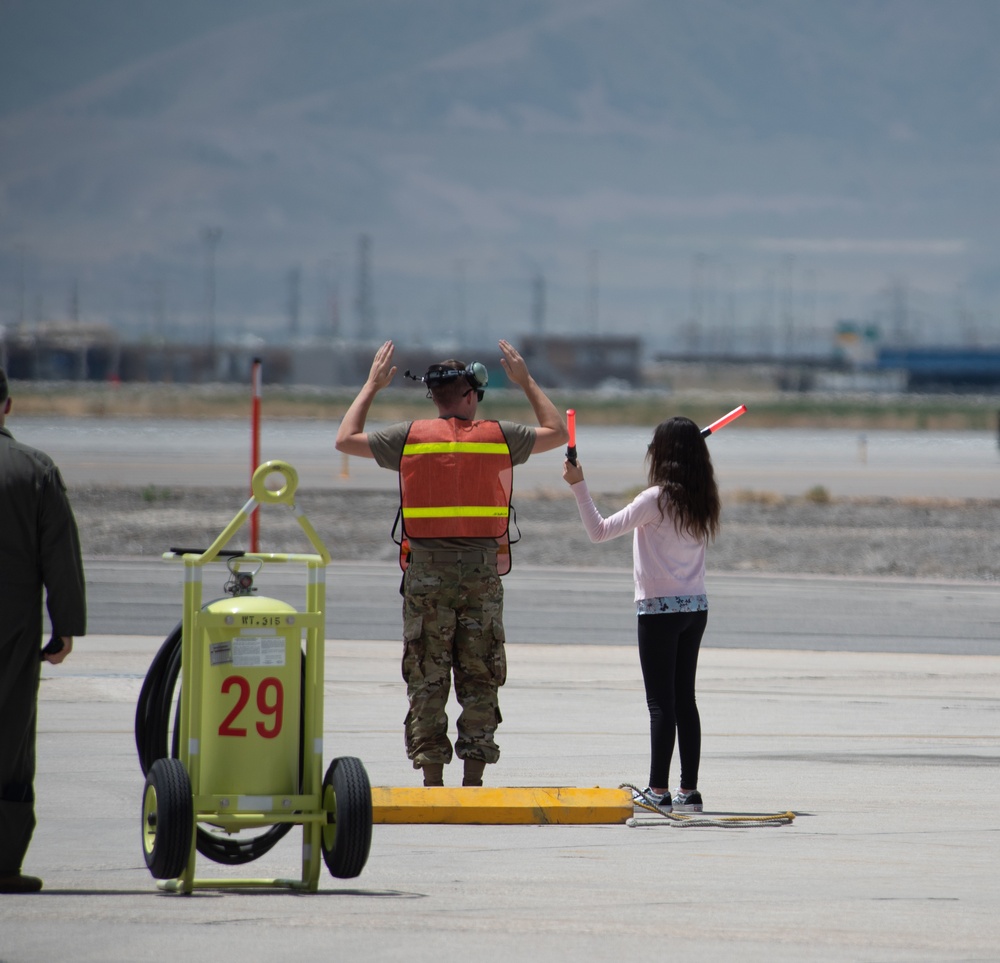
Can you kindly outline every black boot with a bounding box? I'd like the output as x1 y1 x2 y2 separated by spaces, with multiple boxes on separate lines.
462 759 486 787
422 763 444 787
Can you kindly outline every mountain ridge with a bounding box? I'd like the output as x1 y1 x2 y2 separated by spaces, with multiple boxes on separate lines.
1 0 997 347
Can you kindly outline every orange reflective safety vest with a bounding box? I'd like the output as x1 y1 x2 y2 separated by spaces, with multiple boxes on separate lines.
397 418 514 575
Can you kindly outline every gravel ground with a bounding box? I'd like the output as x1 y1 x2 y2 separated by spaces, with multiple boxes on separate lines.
71 485 1000 581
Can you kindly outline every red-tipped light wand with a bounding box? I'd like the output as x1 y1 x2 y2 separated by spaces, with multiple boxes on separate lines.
566 409 577 465
701 403 747 437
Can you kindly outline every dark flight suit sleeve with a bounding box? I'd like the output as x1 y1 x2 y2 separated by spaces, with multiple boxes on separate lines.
37 465 87 637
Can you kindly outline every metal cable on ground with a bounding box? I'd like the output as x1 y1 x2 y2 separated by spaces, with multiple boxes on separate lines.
135 617 292 864
620 784 796 828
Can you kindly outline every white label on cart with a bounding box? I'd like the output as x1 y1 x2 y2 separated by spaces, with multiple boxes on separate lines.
233 635 286 667
209 641 233 665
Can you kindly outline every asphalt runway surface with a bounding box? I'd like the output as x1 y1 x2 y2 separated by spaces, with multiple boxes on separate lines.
14 416 1000 498
85 559 999 656
30 410 996 658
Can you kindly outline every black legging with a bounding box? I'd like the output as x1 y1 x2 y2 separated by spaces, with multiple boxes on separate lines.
637 610 707 790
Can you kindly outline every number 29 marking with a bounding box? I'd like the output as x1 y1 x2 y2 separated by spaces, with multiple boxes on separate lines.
218 675 284 739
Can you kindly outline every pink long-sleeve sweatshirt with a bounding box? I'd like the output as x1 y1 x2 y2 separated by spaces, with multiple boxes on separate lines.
569 480 707 602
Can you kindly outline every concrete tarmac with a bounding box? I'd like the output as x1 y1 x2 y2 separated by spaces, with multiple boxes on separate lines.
5 572 1000 961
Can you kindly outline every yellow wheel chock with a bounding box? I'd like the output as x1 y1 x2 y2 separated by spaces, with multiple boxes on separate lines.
371 786 635 825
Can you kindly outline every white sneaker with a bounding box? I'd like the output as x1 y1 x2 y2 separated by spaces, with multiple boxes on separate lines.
631 787 672 812
672 788 703 812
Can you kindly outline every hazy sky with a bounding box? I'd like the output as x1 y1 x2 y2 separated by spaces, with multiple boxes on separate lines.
1 0 997 353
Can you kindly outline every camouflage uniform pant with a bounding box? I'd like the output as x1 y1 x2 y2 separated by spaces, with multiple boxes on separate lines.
401 556 507 769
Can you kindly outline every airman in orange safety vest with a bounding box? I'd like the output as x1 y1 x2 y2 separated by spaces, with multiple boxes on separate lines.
335 340 567 787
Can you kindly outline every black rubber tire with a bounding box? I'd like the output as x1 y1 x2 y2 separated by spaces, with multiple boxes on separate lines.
142 757 193 880
321 756 373 879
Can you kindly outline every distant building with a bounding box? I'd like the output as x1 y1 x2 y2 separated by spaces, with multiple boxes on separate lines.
876 346 1000 390
520 334 641 388
0 322 297 385
833 321 1000 391
1 322 120 381
0 325 644 390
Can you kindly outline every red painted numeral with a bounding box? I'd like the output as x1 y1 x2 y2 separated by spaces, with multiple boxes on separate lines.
256 677 284 739
218 675 285 739
219 676 250 736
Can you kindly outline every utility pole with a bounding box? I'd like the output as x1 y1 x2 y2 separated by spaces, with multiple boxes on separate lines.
586 249 600 334
804 269 817 351
781 254 795 357
151 278 165 340
318 256 341 338
688 252 707 352
202 226 222 364
287 265 301 338
756 269 775 356
957 283 977 346
890 278 909 344
454 258 467 339
354 233 374 339
329 275 341 338
69 278 80 323
721 267 735 354
530 271 546 335
16 242 26 328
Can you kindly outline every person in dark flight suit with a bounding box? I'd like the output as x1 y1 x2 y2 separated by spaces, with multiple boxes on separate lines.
0 367 86 893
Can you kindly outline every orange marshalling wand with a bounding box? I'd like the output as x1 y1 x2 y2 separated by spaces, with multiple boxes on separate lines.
701 404 747 437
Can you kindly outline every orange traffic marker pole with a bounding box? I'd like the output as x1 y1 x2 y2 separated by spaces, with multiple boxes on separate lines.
250 358 262 552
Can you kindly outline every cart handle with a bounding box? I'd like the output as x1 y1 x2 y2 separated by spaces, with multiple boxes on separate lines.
252 460 299 505
177 460 331 567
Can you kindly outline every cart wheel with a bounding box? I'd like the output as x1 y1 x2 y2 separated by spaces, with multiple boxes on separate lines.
321 756 372 879
142 757 193 880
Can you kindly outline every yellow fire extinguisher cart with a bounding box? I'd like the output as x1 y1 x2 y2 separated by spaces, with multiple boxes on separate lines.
139 460 372 893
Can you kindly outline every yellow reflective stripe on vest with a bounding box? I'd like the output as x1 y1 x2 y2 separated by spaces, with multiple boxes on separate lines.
402 442 510 455
403 505 509 518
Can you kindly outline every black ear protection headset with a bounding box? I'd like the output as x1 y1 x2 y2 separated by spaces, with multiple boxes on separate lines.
404 362 489 401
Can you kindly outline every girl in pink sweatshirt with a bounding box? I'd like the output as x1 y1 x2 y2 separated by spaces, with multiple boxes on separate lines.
563 416 720 813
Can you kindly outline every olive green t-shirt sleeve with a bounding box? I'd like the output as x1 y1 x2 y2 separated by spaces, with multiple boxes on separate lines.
498 420 536 466
367 421 411 471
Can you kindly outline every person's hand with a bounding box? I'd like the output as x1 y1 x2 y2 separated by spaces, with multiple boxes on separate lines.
562 458 585 486
335 341 395 456
367 340 397 391
498 339 530 389
43 636 73 665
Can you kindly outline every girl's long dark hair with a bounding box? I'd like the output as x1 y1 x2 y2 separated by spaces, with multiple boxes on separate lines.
646 416 720 542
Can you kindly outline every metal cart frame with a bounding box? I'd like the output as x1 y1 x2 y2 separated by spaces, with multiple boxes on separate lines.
140 460 371 893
